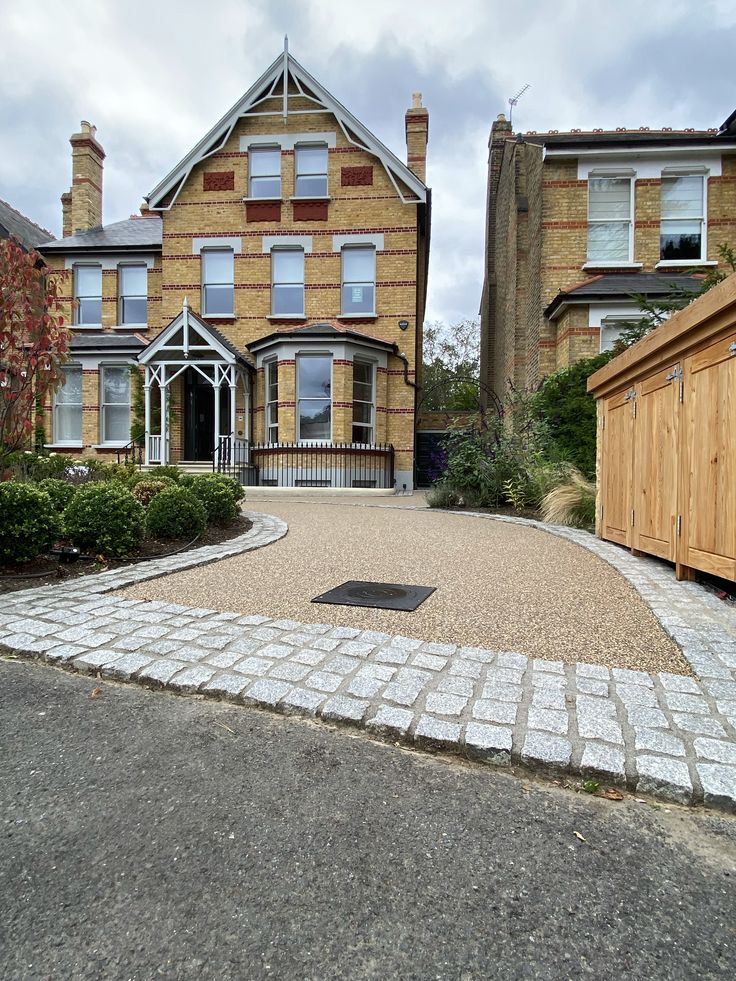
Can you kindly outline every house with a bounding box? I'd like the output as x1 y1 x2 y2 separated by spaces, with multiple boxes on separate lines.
38 46 431 491
480 111 736 400
0 199 53 252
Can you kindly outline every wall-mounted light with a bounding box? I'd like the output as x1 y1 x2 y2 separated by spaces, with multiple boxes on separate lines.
398 319 409 331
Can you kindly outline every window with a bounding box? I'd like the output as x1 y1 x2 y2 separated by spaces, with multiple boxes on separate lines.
587 177 632 263
295 144 328 197
341 247 376 315
272 249 304 316
202 249 234 316
74 265 102 325
266 360 279 443
118 264 147 325
352 360 374 444
54 364 82 444
249 146 281 198
297 355 331 441
660 175 705 261
101 365 131 444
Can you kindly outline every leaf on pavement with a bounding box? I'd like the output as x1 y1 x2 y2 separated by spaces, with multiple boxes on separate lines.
90 687 102 699
603 788 624 801
574 831 587 843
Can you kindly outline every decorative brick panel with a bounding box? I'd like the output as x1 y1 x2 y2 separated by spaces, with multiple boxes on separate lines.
341 165 373 187
203 170 235 191
246 201 281 222
293 200 329 221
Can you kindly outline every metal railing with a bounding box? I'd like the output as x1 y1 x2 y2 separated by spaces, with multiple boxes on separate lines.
249 441 394 489
116 435 145 467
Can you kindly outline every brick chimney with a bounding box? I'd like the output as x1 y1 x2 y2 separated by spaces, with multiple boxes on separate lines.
65 121 105 234
60 191 72 237
405 92 429 183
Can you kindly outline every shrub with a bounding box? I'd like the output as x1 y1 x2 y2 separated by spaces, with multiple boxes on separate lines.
426 483 461 508
131 477 176 507
0 482 62 563
183 473 240 524
63 483 146 556
541 470 596 530
148 465 184 484
36 477 77 513
146 487 207 540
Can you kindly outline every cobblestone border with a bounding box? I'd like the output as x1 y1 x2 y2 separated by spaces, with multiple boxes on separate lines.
1 507 734 812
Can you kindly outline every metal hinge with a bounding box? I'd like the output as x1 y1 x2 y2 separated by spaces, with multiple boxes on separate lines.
665 365 683 382
729 341 736 356
624 387 636 402
677 515 682 537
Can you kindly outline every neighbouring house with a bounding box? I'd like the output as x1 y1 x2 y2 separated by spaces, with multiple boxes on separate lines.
38 47 430 490
0 198 53 252
480 110 736 400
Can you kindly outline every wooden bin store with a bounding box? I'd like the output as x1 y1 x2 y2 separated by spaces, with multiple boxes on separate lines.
587 274 736 584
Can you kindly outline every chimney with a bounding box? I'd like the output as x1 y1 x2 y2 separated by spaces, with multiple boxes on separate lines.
61 191 72 237
66 120 105 234
405 92 429 183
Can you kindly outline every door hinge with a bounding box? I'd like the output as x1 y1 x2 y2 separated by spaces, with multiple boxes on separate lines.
677 514 682 537
631 509 635 527
729 340 736 356
679 379 684 403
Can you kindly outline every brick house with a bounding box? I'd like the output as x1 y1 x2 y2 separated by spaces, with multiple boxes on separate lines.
0 198 52 252
39 47 430 491
480 111 736 399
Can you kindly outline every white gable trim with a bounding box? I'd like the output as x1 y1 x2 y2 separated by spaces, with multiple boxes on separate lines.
147 52 426 210
138 306 236 365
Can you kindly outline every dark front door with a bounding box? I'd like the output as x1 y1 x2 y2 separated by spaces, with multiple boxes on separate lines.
185 370 215 461
415 431 449 488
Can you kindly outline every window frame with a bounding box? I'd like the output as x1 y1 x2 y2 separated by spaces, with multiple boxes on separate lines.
53 363 83 446
340 245 377 317
117 262 148 326
586 174 635 265
201 247 235 318
271 247 305 317
265 358 279 444
296 353 333 444
294 143 329 198
248 145 282 200
659 172 707 264
352 357 375 445
99 363 131 446
73 263 103 327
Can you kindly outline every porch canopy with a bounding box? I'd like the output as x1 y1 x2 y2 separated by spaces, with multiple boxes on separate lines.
137 299 252 466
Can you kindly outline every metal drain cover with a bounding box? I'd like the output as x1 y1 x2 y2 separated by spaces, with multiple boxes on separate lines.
312 580 436 612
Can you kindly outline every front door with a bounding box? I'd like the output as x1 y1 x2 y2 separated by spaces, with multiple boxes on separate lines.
185 370 215 461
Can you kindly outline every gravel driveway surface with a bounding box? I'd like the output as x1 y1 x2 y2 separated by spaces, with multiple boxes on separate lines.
121 497 688 674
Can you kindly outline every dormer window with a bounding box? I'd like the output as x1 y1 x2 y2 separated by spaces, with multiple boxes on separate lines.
249 146 281 199
587 176 633 264
660 175 705 262
295 144 328 197
74 264 102 326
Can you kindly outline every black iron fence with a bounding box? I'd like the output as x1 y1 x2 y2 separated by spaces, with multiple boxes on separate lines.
116 435 145 467
215 440 395 488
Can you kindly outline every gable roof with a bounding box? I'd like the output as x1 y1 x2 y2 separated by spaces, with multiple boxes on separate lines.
247 320 397 353
544 273 704 320
41 216 163 254
0 199 53 251
137 301 251 367
147 49 427 210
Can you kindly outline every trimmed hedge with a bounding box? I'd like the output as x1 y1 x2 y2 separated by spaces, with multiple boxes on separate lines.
36 477 77 513
146 486 207 540
0 482 62 563
63 483 146 556
132 477 176 506
180 473 240 524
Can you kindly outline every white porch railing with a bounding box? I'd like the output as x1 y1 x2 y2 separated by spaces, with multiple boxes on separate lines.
147 433 163 464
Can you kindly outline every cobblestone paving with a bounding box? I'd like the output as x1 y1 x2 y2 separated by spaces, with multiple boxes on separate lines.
2 508 735 811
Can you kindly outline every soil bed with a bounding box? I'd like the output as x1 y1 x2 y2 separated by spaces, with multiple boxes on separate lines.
0 515 252 595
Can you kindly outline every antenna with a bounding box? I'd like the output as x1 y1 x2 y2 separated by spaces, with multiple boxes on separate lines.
508 83 530 125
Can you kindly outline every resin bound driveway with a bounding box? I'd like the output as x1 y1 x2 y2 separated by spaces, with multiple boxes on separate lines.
2 498 736 810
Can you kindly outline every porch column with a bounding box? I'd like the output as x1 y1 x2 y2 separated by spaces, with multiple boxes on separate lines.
160 365 167 465
143 366 151 466
213 373 221 466
244 372 251 444
229 366 237 437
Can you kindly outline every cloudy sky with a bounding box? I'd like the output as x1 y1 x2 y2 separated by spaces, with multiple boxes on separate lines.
2 0 735 324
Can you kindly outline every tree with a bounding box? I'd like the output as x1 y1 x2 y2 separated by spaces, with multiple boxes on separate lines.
0 238 69 460
421 318 481 411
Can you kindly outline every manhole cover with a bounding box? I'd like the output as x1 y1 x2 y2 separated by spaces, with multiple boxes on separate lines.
312 580 436 612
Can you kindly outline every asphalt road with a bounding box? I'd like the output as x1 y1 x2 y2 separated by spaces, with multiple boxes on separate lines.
2 659 735 981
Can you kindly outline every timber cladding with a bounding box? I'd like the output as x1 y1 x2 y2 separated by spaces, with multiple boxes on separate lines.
588 274 736 584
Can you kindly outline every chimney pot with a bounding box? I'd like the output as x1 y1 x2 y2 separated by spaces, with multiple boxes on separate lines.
412 92 423 109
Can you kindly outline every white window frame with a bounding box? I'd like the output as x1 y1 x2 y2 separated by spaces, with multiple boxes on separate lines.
73 263 103 327
297 353 333 444
201 247 235 318
265 359 279 444
294 143 329 198
99 364 131 446
586 173 635 266
118 262 148 326
340 245 377 317
658 171 707 265
248 145 282 199
352 358 375 445
53 363 83 446
271 248 305 317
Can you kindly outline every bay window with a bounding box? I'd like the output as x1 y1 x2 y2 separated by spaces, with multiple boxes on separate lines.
295 144 328 197
54 364 82 444
272 249 305 316
297 355 331 441
352 359 374 444
341 246 376 315
202 249 234 316
118 264 147 325
266 360 279 443
249 146 281 198
660 175 705 261
587 177 633 263
101 365 131 444
74 265 102 325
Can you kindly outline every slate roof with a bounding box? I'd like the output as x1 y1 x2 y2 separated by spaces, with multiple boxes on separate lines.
0 199 54 251
544 273 704 319
248 321 397 352
40 217 163 253
70 332 147 352
522 129 735 151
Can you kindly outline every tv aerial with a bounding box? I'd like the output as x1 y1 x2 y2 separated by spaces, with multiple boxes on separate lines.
508 84 530 125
